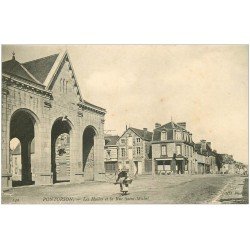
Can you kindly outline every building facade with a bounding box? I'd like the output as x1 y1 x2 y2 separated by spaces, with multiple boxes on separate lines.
194 140 218 174
117 127 152 175
2 51 106 188
151 122 195 175
104 135 119 173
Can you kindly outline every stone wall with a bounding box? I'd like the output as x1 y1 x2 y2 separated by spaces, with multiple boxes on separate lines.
2 60 105 188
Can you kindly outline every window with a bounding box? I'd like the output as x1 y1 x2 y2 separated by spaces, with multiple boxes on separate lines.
136 138 141 143
121 139 125 144
107 150 111 159
65 80 68 93
136 147 141 155
161 145 167 155
128 135 133 146
184 133 187 141
121 148 125 157
105 163 116 172
176 131 182 140
161 131 167 140
176 145 181 155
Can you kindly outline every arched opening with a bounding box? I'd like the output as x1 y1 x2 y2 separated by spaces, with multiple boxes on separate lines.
82 126 97 181
10 109 36 186
10 138 21 185
51 117 72 183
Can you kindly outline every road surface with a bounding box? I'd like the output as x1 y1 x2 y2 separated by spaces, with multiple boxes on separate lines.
1 174 248 204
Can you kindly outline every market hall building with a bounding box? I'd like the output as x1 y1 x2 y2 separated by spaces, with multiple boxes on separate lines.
2 51 106 188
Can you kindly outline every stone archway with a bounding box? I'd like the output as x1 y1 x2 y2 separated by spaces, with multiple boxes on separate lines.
82 126 97 181
51 117 72 183
9 109 37 186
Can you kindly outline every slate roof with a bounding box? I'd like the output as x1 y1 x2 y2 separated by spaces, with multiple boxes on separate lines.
22 54 59 83
2 51 106 114
159 121 188 131
104 135 119 146
152 121 191 141
129 127 153 141
2 54 59 85
2 59 38 83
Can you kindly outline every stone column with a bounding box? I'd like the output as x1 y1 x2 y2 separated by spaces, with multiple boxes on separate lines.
70 128 84 183
33 118 53 185
94 136 105 181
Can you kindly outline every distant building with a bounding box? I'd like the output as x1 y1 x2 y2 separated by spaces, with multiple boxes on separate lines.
10 141 35 181
151 122 195 175
194 140 217 174
117 127 153 175
55 133 70 181
104 135 119 173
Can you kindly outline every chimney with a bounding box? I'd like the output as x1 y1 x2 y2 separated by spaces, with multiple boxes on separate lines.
143 128 147 137
155 123 161 129
207 142 211 148
177 122 186 129
200 139 206 150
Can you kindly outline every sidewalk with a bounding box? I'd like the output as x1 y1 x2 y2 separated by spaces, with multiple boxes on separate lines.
211 176 248 204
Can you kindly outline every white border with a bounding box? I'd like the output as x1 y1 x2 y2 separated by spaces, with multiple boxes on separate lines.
1 1 249 250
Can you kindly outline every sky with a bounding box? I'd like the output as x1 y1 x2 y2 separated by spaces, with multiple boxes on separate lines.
2 45 248 164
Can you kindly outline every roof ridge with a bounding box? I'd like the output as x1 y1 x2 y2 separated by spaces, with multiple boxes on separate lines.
20 64 42 84
22 53 59 65
130 127 152 133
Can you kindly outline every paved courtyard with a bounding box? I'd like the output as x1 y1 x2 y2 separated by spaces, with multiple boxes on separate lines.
1 174 248 204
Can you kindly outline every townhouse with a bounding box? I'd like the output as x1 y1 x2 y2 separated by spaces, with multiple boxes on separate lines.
117 127 153 175
194 140 217 174
104 135 119 173
151 122 195 175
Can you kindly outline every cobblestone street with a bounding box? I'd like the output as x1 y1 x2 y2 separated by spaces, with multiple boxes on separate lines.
2 174 248 204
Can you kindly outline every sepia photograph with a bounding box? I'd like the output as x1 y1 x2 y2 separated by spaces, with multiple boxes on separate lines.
1 44 248 204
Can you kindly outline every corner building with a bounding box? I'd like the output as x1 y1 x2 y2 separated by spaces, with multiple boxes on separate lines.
2 51 106 188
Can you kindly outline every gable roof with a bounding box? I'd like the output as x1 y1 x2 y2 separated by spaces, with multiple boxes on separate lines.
22 54 59 84
129 127 153 141
44 51 84 102
104 135 119 146
2 51 106 113
2 51 83 99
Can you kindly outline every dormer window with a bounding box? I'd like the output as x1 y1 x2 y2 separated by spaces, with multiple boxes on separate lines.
161 131 167 140
176 131 182 140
